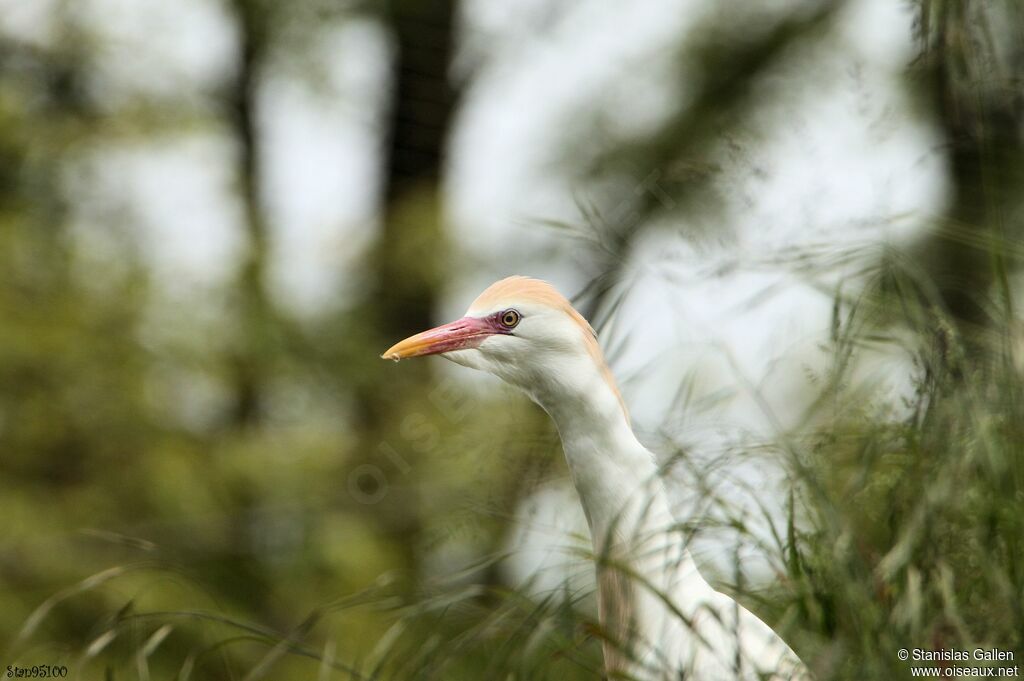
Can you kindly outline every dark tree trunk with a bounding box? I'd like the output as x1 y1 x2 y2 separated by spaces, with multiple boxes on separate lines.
351 0 458 430
373 0 457 346
916 2 1024 360
227 0 275 427
348 0 459 583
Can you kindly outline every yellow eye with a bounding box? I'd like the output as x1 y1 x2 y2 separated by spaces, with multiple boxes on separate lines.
500 309 521 328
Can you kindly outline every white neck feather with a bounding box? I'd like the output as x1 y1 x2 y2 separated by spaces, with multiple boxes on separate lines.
526 352 668 540
526 353 717 677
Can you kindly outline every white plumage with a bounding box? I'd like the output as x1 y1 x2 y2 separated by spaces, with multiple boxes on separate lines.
384 276 809 680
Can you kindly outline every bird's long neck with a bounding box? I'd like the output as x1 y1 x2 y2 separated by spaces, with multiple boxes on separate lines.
528 353 711 674
529 353 671 540
544 389 660 536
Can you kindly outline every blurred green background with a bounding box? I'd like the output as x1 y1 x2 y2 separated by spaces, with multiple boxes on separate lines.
1 0 1022 679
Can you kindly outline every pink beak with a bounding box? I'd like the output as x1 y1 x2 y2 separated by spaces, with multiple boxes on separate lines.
381 316 500 361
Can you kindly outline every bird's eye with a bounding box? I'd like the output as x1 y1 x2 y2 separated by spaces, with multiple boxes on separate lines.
499 309 521 328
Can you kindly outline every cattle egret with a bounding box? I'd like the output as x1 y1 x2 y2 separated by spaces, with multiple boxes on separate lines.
382 276 809 680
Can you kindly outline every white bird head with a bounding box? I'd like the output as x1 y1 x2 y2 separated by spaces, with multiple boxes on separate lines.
382 276 628 421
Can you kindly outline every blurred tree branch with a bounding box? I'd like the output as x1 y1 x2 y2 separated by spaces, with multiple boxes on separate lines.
573 0 849 322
